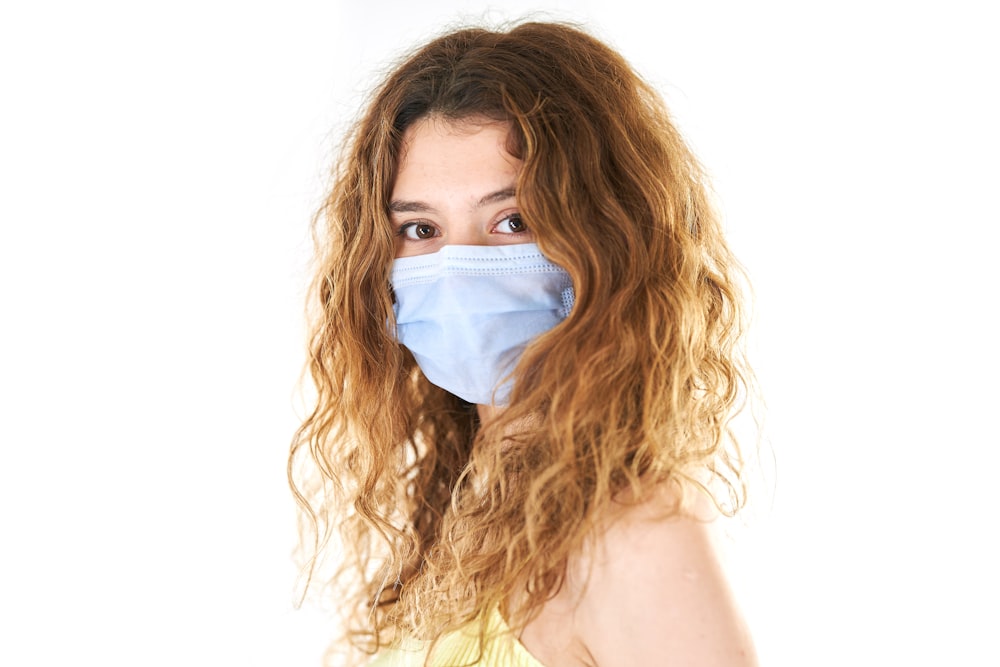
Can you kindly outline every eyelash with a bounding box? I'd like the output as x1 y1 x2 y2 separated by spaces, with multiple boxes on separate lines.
494 213 527 234
395 213 529 240
396 222 437 240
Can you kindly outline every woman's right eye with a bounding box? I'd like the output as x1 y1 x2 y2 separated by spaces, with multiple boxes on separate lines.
398 222 438 240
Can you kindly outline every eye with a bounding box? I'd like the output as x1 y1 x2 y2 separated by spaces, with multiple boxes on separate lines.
493 213 528 235
398 222 438 240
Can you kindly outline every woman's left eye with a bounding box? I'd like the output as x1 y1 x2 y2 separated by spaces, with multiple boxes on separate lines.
494 213 528 234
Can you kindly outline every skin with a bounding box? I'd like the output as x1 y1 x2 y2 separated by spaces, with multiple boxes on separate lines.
389 115 758 667
515 487 759 667
389 115 532 260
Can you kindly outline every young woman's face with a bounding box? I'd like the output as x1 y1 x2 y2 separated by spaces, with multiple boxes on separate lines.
389 116 533 258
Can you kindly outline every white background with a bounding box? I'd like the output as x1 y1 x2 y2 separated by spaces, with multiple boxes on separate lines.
1 1 997 666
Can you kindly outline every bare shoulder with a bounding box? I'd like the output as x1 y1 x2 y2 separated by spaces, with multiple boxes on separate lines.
574 483 758 667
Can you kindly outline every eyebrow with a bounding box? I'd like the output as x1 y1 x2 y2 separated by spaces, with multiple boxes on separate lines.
389 186 517 214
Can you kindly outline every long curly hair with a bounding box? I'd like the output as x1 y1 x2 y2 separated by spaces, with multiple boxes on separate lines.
290 19 754 665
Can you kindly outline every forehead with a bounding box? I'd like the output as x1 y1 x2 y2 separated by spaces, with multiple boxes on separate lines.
392 117 520 196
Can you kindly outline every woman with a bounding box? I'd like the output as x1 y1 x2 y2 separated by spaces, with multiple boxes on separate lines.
290 19 758 667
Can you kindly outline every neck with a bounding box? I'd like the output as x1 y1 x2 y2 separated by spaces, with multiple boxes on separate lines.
477 403 505 424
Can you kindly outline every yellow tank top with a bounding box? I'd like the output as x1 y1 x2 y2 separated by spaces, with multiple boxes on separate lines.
366 607 544 667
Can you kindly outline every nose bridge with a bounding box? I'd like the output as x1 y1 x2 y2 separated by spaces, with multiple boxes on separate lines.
444 203 487 246
447 227 485 246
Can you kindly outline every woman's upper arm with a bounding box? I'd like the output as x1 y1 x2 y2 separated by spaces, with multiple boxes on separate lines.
576 502 758 667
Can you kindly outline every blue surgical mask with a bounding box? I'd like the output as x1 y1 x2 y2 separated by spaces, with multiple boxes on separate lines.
390 243 575 405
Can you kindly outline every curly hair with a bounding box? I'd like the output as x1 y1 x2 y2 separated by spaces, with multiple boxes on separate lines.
289 19 754 666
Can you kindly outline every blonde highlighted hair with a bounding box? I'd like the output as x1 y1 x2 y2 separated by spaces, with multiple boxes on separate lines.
290 19 754 665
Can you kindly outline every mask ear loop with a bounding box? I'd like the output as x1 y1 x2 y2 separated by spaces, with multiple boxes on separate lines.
386 283 400 338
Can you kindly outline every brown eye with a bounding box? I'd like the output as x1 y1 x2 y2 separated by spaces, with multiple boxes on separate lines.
399 222 439 241
495 214 527 234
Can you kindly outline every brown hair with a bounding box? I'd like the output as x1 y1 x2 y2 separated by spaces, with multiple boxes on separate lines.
290 19 753 665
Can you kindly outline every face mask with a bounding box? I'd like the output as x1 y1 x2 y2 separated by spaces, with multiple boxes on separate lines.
390 243 575 406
